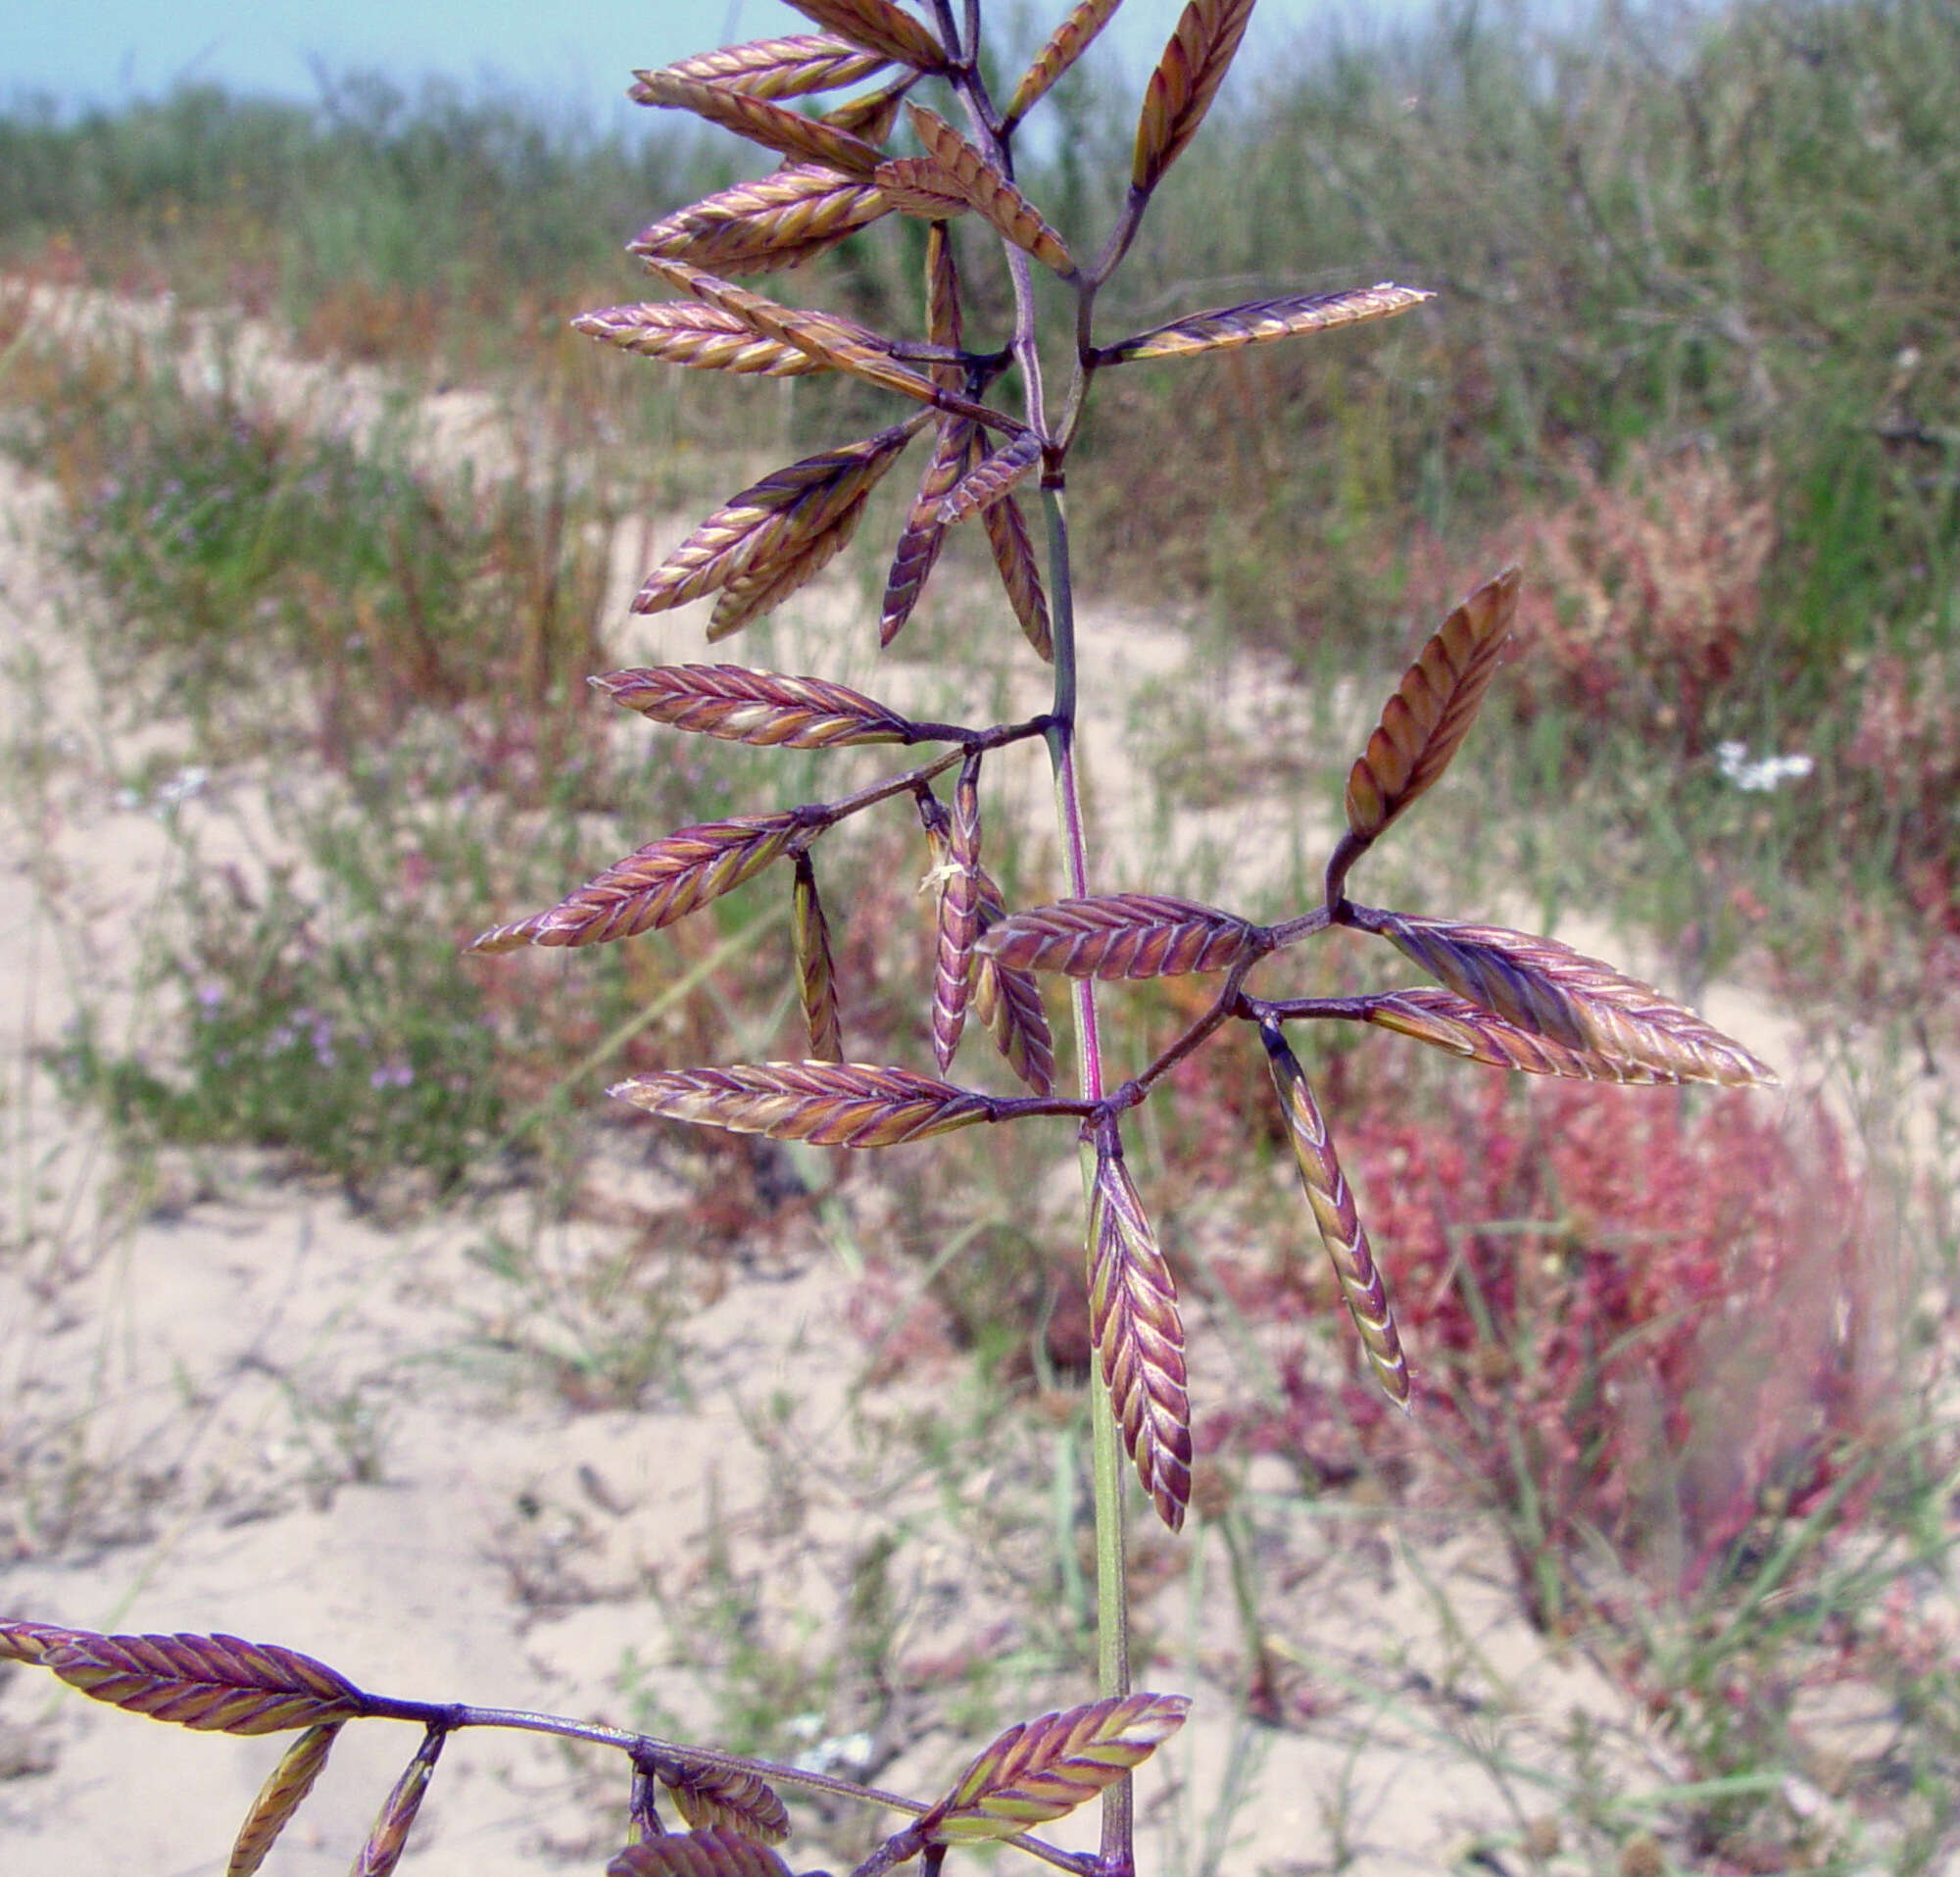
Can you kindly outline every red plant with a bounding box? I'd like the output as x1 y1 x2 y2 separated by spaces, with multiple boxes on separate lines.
1357 1076 1878 1608
1512 443 1775 752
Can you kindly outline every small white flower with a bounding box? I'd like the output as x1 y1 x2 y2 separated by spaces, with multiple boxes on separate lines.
1716 741 1812 793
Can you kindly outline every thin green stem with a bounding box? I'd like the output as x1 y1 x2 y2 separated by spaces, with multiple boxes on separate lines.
1039 480 1133 1874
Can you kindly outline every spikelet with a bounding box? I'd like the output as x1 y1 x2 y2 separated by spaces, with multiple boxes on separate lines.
657 34 888 100
1260 1021 1411 1408
1089 1151 1193 1529
980 894 1261 978
1359 910 1778 1088
1100 283 1433 365
1004 0 1124 127
1133 0 1258 191
466 816 799 953
918 1693 1189 1843
612 1062 993 1148
791 856 845 1062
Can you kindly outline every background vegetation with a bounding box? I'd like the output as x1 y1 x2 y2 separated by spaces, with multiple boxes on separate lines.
2 0 1956 1869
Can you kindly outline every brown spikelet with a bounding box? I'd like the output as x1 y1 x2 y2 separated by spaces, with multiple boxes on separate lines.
629 166 892 275
1099 283 1434 364
466 816 799 954
1089 1152 1193 1530
44 1632 368 1735
1364 987 1689 1084
1259 1022 1411 1408
873 156 974 220
574 304 826 376
1004 0 1125 126
792 857 845 1062
659 34 888 99
645 260 951 410
919 1693 1190 1844
352 1731 444 1877
660 1760 793 1845
966 864 1055 1094
906 106 1076 275
925 220 963 384
610 1831 797 1877
1133 0 1257 191
1361 910 1778 1088
709 488 872 638
0 1620 83 1663
940 431 1043 526
1329 567 1520 899
822 81 908 142
226 1723 342 1877
882 419 977 644
630 73 882 175
981 490 1053 660
980 893 1261 978
629 421 916 614
611 1062 993 1148
781 0 950 74
594 665 915 747
931 756 985 1071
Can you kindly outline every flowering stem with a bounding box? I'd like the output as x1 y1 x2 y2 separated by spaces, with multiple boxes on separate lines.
1040 479 1133 1872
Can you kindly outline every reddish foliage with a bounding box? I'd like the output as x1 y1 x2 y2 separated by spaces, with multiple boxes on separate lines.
1351 1077 1879 1605
1510 444 1775 753
1176 1022 1886 1617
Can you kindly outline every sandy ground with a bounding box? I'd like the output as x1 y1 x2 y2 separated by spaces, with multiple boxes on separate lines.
0 289 1949 1877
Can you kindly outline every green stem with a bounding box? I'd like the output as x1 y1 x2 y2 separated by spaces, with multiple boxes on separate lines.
1040 480 1133 1874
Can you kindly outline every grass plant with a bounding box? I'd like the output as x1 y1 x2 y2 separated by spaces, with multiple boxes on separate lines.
2 2 1955 1874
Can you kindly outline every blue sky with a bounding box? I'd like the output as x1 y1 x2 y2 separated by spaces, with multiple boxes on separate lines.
1 2 1399 118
